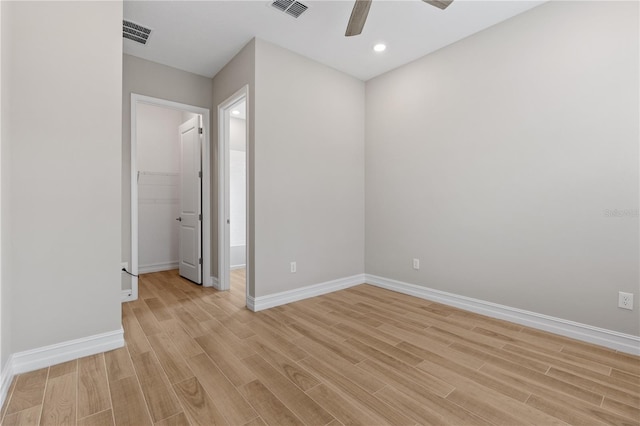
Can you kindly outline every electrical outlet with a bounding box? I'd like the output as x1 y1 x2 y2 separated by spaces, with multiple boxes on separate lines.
121 262 128 272
412 258 420 270
290 261 297 273
618 292 634 310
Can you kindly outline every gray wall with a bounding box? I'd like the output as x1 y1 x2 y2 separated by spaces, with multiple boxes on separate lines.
254 39 365 297
212 39 256 294
1 0 10 373
1 0 123 356
122 54 213 283
365 1 639 335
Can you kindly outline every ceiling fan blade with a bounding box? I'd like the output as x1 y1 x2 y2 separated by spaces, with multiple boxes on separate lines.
423 0 453 10
345 0 372 37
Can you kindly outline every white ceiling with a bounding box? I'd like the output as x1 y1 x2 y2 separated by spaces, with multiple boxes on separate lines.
124 0 545 81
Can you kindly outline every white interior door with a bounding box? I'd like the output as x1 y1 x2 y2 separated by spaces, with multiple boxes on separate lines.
178 117 202 284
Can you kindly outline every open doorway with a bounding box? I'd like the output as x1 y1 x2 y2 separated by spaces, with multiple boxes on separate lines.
218 86 249 304
126 94 212 302
229 100 247 298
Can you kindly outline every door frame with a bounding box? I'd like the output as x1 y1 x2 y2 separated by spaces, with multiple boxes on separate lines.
218 85 250 299
128 94 212 302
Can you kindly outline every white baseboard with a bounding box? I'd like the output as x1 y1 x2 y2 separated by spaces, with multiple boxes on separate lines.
365 274 640 356
0 328 124 409
0 359 14 414
203 275 214 287
121 288 133 302
12 328 124 375
209 276 220 290
249 274 365 312
138 261 178 274
230 264 246 270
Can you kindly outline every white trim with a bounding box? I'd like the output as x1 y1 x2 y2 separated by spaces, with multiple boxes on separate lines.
365 274 640 355
230 264 246 271
11 328 124 374
218 86 250 309
121 289 133 301
210 276 220 290
0 328 124 407
138 261 179 274
0 359 13 413
131 94 213 298
249 274 366 312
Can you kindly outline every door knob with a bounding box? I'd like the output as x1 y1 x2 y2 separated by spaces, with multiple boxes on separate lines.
176 217 182 222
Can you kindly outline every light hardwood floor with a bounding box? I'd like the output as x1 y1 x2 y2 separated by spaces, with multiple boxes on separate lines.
1 269 639 425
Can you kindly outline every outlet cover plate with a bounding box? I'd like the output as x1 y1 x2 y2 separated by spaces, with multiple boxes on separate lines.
618 292 634 310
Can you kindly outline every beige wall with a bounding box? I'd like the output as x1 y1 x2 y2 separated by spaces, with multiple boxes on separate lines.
253 39 365 297
365 1 639 335
122 54 213 280
1 0 124 355
212 39 256 294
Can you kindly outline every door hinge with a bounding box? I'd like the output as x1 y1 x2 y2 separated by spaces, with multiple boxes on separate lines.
199 258 202 265
198 171 202 178
199 127 203 134
198 214 202 221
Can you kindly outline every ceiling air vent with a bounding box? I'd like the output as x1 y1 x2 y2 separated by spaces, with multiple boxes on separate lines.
271 0 308 18
123 20 152 45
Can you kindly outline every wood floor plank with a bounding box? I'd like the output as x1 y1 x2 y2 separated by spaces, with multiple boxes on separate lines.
133 304 164 336
446 388 533 426
185 353 257 425
242 416 267 426
334 323 422 366
109 376 152 426
503 342 613 377
399 340 531 402
2 405 42 426
104 347 135 383
77 354 111 419
6 368 48 415
122 305 152 356
241 354 335 425
525 393 611 426
611 368 640 386
173 377 228 425
386 327 485 369
194 334 256 387
147 333 194 384
238 380 303 426
247 320 310 362
299 355 414 426
347 341 454 398
162 319 204 359
374 384 491 426
294 336 385 394
306 383 383 426
480 364 635 425
40 372 76 426
546 367 640 408
288 322 363 364
154 412 190 426
130 351 182 422
246 336 320 391
144 297 173 322
199 319 256 359
77 409 114 426
48 360 77 379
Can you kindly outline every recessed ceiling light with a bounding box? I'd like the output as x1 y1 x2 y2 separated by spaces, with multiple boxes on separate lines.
231 110 240 115
373 43 386 53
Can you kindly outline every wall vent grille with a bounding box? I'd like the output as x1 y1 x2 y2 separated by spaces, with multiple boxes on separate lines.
271 0 308 18
123 20 152 45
